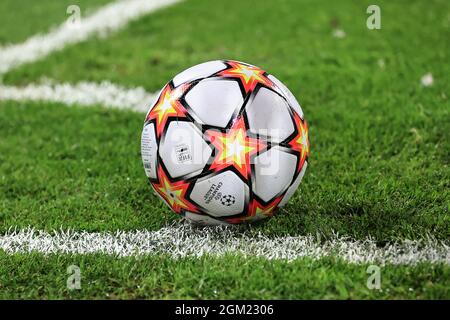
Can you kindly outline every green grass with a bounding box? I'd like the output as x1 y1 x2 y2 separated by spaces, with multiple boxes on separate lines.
1 0 449 241
0 100 448 241
3 0 449 91
1 252 449 299
0 0 112 45
0 0 449 299
0 101 174 233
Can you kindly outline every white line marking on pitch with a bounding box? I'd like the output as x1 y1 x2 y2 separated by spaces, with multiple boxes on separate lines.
0 0 182 74
1 224 448 265
0 81 157 112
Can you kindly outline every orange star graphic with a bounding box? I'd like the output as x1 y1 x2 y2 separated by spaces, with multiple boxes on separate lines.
288 112 309 172
218 61 273 94
151 165 199 214
146 83 190 137
248 197 281 218
225 197 282 224
205 117 266 180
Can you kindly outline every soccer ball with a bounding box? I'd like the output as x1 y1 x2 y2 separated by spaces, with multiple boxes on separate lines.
141 60 309 225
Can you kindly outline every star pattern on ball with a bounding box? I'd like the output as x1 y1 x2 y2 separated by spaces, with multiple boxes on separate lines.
217 61 274 94
288 112 309 172
205 117 266 180
247 197 282 220
226 197 282 224
146 83 191 138
151 165 198 214
220 194 236 206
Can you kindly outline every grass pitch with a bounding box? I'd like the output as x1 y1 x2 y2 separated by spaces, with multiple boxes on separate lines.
0 0 111 45
1 252 449 299
0 0 449 299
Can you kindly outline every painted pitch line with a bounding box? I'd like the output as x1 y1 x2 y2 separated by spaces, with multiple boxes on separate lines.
0 0 182 74
0 81 157 113
1 224 448 265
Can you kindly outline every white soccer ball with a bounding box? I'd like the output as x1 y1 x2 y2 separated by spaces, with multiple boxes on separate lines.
141 60 309 225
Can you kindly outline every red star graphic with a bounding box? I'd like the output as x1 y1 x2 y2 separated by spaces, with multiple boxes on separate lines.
217 61 274 94
225 197 282 224
146 83 190 138
151 165 199 214
205 117 266 180
288 112 309 173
